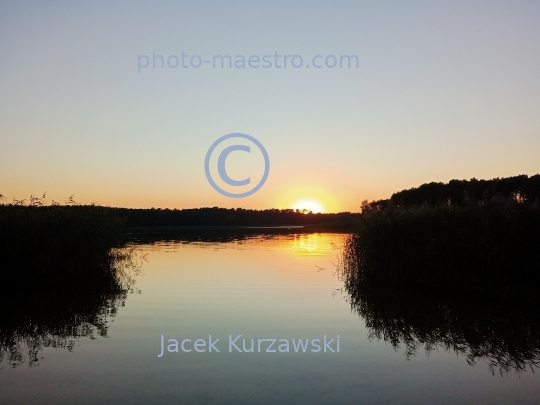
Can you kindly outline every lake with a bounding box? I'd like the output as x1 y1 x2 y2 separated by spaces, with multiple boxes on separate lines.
1 230 539 405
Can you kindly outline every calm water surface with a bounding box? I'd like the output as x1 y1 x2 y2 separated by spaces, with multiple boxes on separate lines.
1 231 539 404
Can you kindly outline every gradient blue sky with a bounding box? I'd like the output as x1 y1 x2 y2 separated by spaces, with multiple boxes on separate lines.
1 1 539 212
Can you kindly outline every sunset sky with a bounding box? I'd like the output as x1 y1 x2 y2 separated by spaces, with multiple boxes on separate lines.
1 1 539 212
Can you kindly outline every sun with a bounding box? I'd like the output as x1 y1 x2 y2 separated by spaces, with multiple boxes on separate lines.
292 199 324 213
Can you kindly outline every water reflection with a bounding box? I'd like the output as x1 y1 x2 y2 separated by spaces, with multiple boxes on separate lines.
128 228 345 257
3 231 539 404
0 247 144 368
128 227 347 244
4 228 538 380
338 242 540 375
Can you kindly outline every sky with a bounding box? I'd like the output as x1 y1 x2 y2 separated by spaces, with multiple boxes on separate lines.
1 0 539 212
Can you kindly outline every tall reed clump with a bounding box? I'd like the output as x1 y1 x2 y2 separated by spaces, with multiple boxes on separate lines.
0 194 146 368
0 195 125 287
345 200 540 298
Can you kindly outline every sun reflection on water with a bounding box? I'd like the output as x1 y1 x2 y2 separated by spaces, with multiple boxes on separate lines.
288 233 334 257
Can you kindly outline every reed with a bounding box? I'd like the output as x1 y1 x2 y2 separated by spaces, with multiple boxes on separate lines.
0 196 125 284
338 232 540 374
343 200 540 298
0 194 147 367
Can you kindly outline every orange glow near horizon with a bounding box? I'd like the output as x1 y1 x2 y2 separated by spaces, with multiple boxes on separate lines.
292 199 324 213
275 185 341 213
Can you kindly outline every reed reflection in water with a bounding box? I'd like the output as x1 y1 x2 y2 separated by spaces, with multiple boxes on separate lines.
0 247 145 369
338 234 540 375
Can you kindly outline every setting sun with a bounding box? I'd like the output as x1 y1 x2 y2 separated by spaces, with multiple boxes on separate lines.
292 199 324 213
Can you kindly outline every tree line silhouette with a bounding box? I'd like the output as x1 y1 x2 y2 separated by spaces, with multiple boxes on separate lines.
112 207 360 228
363 174 540 211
